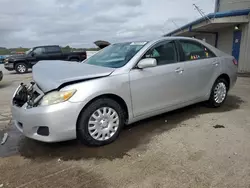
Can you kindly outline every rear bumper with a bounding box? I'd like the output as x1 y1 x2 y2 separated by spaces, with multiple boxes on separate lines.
229 72 237 90
80 56 87 61
0 71 2 81
12 101 83 142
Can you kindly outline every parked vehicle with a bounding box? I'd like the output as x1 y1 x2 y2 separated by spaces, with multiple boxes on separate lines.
4 45 87 74
11 37 237 146
0 55 5 64
0 70 3 82
94 40 110 49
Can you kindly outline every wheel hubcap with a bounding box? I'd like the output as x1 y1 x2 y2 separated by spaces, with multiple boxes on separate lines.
214 82 227 104
88 107 119 141
17 65 26 73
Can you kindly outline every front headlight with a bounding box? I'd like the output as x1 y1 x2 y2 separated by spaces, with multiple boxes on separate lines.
4 59 8 63
39 89 76 106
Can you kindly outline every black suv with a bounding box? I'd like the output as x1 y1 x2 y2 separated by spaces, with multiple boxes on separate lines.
4 45 87 74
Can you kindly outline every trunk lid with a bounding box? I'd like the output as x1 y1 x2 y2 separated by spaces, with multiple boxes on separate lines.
32 60 115 92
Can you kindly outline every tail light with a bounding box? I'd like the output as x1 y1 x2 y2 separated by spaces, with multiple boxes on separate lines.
233 59 238 66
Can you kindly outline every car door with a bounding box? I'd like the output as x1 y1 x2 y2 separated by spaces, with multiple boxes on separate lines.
129 40 187 117
27 47 47 66
177 39 220 101
45 46 64 60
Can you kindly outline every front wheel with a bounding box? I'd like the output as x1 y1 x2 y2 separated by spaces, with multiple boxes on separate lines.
77 98 125 146
206 78 229 108
15 63 28 74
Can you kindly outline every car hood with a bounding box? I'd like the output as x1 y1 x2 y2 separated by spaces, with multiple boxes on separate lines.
32 60 115 92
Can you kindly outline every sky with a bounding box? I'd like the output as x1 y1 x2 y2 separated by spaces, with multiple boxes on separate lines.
0 0 215 48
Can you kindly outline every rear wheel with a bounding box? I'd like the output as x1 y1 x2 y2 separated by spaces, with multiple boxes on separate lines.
69 58 79 62
15 63 28 74
206 78 229 108
77 98 125 146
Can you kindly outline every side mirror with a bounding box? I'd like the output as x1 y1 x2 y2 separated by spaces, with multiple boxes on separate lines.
31 52 35 57
137 58 157 69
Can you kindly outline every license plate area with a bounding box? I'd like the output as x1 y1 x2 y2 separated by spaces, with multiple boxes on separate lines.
13 83 44 108
13 84 29 107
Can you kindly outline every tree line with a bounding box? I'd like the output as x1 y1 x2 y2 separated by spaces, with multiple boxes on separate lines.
0 40 110 55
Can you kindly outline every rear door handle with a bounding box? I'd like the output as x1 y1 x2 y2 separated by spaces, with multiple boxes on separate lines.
212 60 219 67
175 67 184 74
212 62 219 67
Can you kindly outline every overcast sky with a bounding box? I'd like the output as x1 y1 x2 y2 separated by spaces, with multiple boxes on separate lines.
0 0 215 48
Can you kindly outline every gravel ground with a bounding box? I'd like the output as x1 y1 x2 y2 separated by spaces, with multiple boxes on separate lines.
0 64 250 188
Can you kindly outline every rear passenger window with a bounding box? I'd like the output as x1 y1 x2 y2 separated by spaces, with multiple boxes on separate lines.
143 41 177 66
46 46 60 53
179 40 216 61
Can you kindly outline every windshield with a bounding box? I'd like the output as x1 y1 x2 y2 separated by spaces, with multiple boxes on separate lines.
25 48 33 55
84 42 147 68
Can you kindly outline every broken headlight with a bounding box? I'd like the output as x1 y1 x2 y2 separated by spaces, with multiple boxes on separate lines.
39 89 76 106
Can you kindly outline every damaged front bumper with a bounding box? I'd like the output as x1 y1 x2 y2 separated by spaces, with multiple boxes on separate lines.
11 83 82 142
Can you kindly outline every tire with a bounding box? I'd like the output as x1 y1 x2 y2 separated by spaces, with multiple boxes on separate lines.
206 78 229 108
15 63 28 74
69 58 79 62
77 98 125 146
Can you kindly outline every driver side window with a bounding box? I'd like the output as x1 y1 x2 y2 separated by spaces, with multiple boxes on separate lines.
33 47 45 55
143 41 177 66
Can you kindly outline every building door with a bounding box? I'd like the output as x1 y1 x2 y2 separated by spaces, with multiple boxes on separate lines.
232 30 242 62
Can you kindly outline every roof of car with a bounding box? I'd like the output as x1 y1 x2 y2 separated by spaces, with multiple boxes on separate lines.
155 36 198 41
34 45 60 48
114 36 199 45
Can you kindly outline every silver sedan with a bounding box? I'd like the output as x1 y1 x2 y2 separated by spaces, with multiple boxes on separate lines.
11 37 237 146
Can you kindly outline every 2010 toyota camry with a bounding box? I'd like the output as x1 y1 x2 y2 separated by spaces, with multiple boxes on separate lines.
11 37 237 146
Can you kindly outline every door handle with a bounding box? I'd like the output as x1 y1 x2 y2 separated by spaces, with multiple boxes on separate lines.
175 67 184 74
212 61 219 67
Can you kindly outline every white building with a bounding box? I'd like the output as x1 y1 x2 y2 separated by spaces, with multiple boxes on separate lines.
165 0 250 73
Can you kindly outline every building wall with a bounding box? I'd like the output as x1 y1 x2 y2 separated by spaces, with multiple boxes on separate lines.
238 23 250 72
193 33 216 46
216 0 250 12
217 26 234 55
216 23 250 73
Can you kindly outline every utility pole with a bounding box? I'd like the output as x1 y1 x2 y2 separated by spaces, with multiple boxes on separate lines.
193 3 211 22
162 19 184 36
171 20 180 30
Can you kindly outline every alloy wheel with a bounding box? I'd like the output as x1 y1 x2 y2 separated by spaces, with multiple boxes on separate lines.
214 82 227 104
17 65 26 73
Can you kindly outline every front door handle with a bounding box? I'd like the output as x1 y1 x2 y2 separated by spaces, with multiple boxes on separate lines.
175 67 184 74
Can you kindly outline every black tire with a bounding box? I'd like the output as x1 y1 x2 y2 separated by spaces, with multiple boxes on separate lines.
206 78 229 108
69 58 79 62
15 63 28 74
77 98 125 146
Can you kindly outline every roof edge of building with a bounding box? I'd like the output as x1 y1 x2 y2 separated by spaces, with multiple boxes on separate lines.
165 8 250 36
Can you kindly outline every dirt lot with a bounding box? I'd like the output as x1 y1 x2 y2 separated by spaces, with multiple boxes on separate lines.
0 64 250 188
